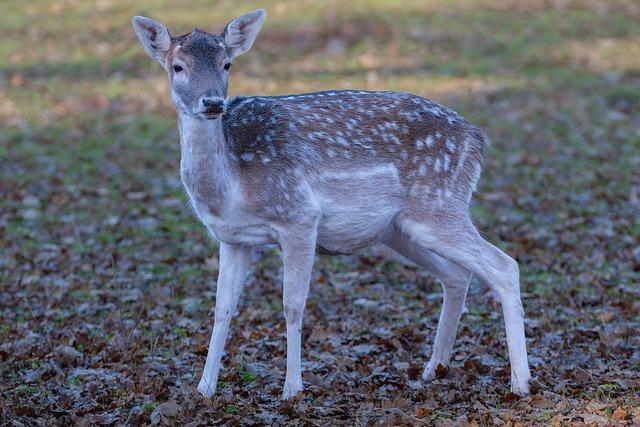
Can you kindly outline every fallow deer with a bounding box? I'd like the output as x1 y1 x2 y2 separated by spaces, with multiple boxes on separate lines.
132 9 531 400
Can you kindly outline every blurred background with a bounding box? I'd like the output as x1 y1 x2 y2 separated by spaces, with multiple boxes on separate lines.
1 0 639 425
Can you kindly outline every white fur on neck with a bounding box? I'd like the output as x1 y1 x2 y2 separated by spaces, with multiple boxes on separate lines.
176 113 274 246
178 113 234 187
178 113 237 226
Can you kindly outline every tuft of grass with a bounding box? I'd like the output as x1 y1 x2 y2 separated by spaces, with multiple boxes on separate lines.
237 365 256 383
224 404 238 414
142 401 156 413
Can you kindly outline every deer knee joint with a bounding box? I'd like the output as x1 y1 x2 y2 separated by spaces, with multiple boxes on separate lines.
283 303 304 323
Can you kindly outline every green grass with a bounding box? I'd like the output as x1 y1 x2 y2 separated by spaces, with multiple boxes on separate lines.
141 401 156 413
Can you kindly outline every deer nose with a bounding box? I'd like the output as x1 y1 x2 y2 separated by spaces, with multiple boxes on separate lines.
202 97 225 114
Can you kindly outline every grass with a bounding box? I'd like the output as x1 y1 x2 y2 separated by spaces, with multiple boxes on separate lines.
1 0 639 425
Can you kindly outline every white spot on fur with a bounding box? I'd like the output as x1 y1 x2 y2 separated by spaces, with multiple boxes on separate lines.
471 165 481 191
335 137 348 147
383 134 401 145
426 135 434 147
409 182 420 197
446 138 456 152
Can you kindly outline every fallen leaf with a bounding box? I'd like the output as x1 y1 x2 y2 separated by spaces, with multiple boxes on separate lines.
613 407 627 421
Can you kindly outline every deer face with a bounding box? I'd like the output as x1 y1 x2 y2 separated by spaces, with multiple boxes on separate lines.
168 31 231 119
132 10 266 120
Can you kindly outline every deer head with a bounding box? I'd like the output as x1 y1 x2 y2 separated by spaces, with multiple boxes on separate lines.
132 9 266 120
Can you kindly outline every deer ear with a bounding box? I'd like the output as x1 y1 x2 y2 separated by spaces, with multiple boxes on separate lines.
132 16 171 66
222 9 266 59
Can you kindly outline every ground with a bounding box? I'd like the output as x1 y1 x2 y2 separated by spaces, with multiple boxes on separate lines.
1 0 639 425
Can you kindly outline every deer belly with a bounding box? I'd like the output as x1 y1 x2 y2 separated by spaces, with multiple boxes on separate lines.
317 208 398 254
315 165 402 254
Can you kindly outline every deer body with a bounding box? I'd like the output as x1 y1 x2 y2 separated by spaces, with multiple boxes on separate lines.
183 91 484 254
133 9 531 401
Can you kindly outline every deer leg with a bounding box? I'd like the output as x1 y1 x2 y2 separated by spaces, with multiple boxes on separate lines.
279 232 316 400
399 216 531 395
197 243 252 397
383 230 472 380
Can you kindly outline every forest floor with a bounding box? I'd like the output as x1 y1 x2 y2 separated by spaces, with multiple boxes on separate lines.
1 0 639 425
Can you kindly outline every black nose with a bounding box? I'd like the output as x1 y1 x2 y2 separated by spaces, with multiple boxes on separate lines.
202 98 225 114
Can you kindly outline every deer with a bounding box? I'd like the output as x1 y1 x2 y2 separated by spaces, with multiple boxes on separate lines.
132 9 531 400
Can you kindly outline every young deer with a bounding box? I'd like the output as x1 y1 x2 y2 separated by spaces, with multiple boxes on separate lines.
132 9 531 399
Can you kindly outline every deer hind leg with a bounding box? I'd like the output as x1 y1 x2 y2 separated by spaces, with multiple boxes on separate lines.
398 214 531 395
197 243 252 398
383 228 472 381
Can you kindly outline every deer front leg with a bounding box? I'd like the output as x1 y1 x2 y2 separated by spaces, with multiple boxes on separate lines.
280 231 316 400
197 243 252 397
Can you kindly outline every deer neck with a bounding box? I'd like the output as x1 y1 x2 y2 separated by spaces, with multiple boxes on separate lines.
177 113 237 216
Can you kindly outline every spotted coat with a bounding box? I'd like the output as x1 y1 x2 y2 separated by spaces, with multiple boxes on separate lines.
219 90 487 252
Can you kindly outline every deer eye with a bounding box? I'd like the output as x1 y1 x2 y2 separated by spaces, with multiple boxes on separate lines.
173 65 183 73
224 63 232 71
